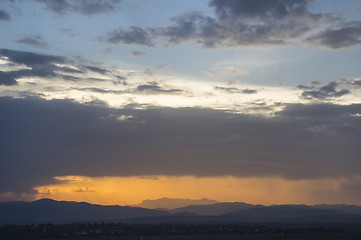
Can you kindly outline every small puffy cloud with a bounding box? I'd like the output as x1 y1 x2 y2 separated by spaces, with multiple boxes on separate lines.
14 35 49 49
0 10 11 21
305 22 361 49
132 51 146 56
84 65 109 75
105 26 154 46
136 82 183 94
299 81 350 100
209 0 310 20
241 89 258 94
35 0 122 16
215 86 257 94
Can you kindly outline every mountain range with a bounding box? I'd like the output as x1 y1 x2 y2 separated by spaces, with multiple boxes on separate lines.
131 197 219 209
0 198 167 224
2 198 361 224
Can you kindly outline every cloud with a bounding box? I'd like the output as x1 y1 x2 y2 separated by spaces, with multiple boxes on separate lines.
84 65 109 75
148 0 322 48
136 82 183 94
215 86 257 94
209 0 310 20
105 26 154 46
93 0 361 50
99 0 324 49
132 51 146 56
0 48 93 85
305 21 361 49
0 10 11 21
151 12 202 45
0 48 65 67
351 78 361 87
1 97 361 194
98 0 360 50
14 35 49 49
34 0 122 16
300 81 350 100
0 71 19 85
0 48 65 85
241 89 258 94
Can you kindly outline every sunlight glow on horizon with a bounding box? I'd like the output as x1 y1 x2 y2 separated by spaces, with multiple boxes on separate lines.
33 175 361 206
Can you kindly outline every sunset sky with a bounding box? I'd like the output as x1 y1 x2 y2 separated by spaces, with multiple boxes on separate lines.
1 0 361 206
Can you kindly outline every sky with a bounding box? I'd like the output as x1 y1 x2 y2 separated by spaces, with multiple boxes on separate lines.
1 0 361 206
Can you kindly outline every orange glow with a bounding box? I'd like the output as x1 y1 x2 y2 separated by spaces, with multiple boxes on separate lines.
34 175 361 206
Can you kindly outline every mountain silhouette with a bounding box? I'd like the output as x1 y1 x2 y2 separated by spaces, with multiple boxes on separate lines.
0 198 168 224
168 202 257 215
2 199 361 224
131 197 219 209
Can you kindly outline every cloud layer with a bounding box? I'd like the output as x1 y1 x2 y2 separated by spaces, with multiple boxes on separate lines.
1 96 360 194
99 0 361 50
35 0 122 15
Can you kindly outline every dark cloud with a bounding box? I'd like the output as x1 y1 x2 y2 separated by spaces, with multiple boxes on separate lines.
100 0 324 48
136 82 182 94
0 49 62 85
152 12 202 45
215 86 239 93
0 49 87 85
98 0 361 49
132 51 146 56
297 84 313 90
105 26 154 46
14 35 49 49
306 21 361 49
84 65 109 75
35 0 122 15
74 87 125 94
0 71 18 85
351 79 361 87
0 48 64 67
209 0 310 20
300 81 350 100
215 86 258 94
241 89 257 94
61 75 81 81
147 0 322 48
0 10 11 21
1 97 361 194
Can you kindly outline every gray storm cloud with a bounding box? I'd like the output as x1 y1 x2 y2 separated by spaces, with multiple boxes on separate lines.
0 96 360 194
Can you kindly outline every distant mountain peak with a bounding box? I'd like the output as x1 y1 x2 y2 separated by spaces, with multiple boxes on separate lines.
34 198 56 202
132 197 219 209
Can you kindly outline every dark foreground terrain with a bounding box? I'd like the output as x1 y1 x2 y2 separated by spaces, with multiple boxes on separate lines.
1 222 361 240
